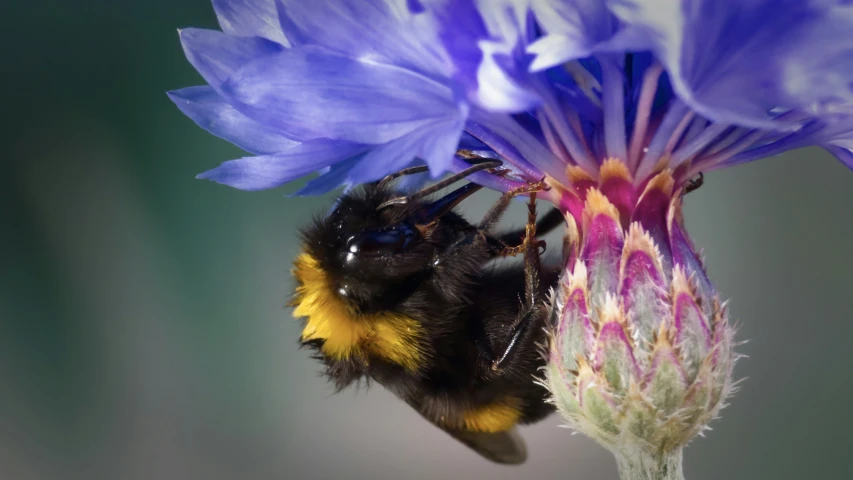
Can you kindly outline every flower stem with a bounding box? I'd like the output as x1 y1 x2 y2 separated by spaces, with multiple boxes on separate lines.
614 447 684 480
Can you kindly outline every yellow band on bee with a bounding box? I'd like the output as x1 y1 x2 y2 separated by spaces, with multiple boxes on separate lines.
291 253 426 372
461 398 523 433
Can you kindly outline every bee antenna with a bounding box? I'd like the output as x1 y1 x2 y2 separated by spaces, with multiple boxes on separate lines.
377 160 503 210
377 165 430 189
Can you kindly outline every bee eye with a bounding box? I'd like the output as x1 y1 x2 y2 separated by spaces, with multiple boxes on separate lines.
345 226 416 256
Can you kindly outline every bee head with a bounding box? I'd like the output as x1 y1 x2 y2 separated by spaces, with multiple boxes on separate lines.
296 182 479 310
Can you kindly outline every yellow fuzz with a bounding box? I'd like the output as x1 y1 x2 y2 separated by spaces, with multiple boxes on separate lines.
671 266 695 301
567 164 595 184
574 356 596 391
567 259 589 297
599 294 626 327
291 253 426 372
654 319 677 350
638 169 675 202
545 173 573 195
594 294 637 352
461 397 523 433
651 154 673 177
599 157 632 183
620 222 665 282
583 188 622 231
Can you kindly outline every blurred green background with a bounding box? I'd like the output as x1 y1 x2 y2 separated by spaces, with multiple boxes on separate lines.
3 1 852 479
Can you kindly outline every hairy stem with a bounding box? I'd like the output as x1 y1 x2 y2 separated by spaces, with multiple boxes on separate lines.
614 447 684 480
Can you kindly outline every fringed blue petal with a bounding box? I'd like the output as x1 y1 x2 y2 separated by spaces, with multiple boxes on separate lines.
275 0 449 76
179 28 283 89
197 139 365 190
607 0 853 130
168 86 298 154
212 0 291 45
219 46 462 144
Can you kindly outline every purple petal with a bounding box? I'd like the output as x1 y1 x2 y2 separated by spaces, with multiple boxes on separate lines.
607 0 853 129
212 0 290 45
197 139 365 190
668 203 715 315
422 0 486 84
275 0 448 75
476 52 541 112
774 8 853 116
556 284 595 372
419 119 467 176
528 0 650 71
619 247 667 350
581 195 624 300
220 46 461 144
458 131 490 150
292 155 363 196
290 156 361 197
467 111 561 180
533 0 621 42
600 56 627 161
824 143 853 171
547 66 604 124
528 34 593 72
300 122 464 192
673 290 712 374
179 28 283 89
464 120 542 181
720 115 853 169
599 172 635 226
168 86 298 155
632 176 673 274
594 322 641 390
643 347 689 413
529 0 618 69
436 0 539 112
344 126 455 185
477 50 542 113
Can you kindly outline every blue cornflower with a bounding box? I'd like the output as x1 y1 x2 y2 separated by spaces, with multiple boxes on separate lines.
170 0 853 197
169 0 537 194
171 1 853 479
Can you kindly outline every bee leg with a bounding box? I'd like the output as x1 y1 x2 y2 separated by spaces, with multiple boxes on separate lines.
490 308 540 372
478 180 548 234
498 240 546 258
497 207 564 248
491 192 545 372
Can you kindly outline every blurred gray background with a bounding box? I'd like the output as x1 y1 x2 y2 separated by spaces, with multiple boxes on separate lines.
3 1 852 479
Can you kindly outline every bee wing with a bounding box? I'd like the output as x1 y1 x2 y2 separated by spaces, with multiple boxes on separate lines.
437 424 528 465
403 398 527 464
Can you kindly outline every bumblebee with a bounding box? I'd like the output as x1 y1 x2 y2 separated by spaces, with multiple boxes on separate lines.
290 162 563 464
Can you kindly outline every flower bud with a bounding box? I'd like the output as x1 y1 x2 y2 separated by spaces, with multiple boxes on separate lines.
544 162 738 477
